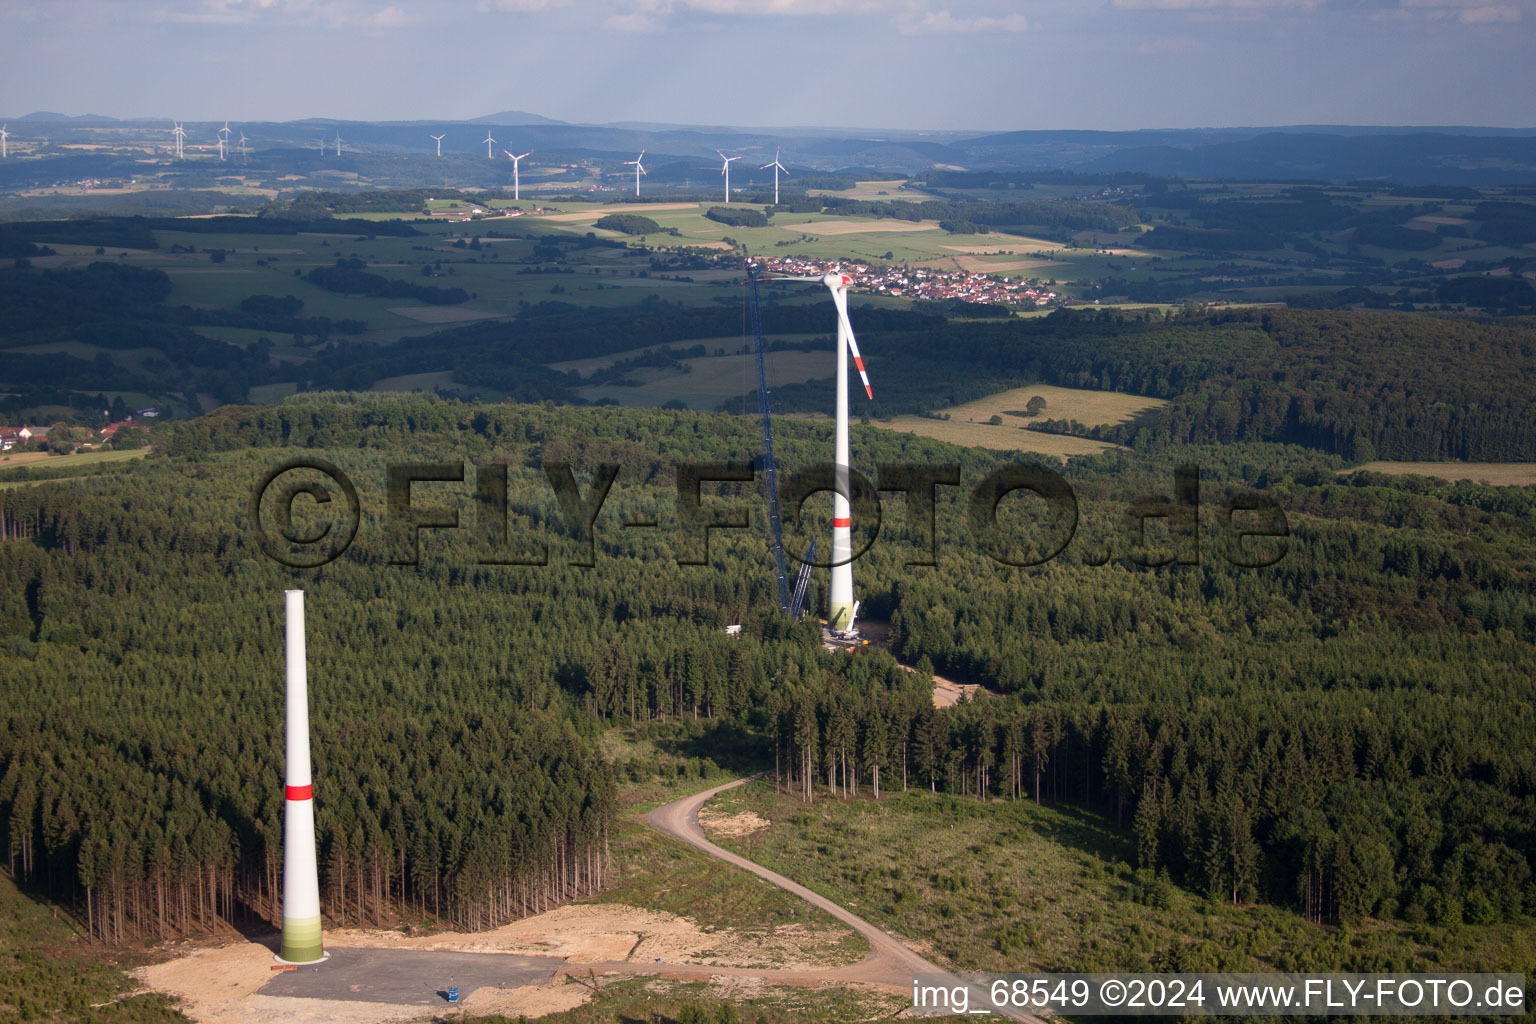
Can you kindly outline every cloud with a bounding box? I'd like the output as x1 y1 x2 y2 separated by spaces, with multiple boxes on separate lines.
156 0 414 27
1399 0 1526 20
604 10 664 29
1112 0 1530 17
475 0 570 10
1110 0 1323 8
897 8 1028 31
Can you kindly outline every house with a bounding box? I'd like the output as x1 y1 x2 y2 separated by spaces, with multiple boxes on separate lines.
100 420 151 442
0 427 20 451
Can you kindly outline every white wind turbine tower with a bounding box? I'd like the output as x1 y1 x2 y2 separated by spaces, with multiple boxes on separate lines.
238 132 249 163
278 589 325 964
483 130 496 159
218 120 231 160
0 125 9 159
762 268 873 632
717 150 741 203
430 133 445 157
216 132 226 161
171 122 186 160
504 150 531 201
333 132 343 157
624 150 646 197
760 148 789 205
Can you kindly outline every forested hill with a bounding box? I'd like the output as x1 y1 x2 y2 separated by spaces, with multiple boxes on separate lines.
1 396 1533 952
762 307 1536 461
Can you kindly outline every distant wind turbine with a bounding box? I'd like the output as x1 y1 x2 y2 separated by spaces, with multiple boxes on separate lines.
216 133 226 161
0 125 9 160
504 150 531 201
760 148 789 205
483 130 496 159
334 132 343 157
238 132 249 163
171 122 186 160
624 149 646 197
717 150 741 204
430 133 445 157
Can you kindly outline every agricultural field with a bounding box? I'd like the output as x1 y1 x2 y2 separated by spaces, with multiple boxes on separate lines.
576 349 832 411
879 418 1121 459
0 446 149 470
1348 461 1536 486
883 383 1166 458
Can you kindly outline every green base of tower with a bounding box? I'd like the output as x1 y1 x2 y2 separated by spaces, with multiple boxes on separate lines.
279 915 324 964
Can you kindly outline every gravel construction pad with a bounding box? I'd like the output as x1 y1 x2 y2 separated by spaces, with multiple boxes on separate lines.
261 948 563 1005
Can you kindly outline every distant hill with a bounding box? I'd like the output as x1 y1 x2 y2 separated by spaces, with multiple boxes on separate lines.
471 110 565 125
1082 131 1536 185
13 112 121 123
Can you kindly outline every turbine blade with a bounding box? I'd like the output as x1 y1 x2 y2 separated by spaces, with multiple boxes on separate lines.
836 303 873 399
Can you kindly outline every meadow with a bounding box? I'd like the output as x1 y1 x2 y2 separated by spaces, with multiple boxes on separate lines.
1348 461 1536 486
878 382 1166 459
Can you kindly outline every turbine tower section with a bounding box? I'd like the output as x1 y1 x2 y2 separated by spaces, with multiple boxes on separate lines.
279 589 325 964
828 277 855 631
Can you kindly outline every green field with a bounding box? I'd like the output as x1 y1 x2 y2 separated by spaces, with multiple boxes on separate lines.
576 349 832 411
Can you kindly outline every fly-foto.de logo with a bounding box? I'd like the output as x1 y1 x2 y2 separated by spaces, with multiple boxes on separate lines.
251 458 1288 571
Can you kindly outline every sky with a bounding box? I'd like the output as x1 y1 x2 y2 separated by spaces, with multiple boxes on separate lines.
3 0 1532 131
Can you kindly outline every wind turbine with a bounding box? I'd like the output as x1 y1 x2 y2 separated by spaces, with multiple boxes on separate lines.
504 150 531 201
624 150 646 197
430 133 445 157
760 148 789 205
0 125 9 159
482 130 496 159
219 120 231 151
717 150 741 203
334 132 343 157
216 132 226 161
238 132 249 163
171 122 186 160
761 268 873 632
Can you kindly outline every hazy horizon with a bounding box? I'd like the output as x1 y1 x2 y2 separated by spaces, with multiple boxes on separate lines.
4 0 1533 132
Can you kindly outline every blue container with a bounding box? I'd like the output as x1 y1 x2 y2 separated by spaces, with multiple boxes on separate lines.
447 987 460 1003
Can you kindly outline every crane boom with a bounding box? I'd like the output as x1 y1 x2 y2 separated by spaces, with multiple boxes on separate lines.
789 541 816 620
747 262 792 615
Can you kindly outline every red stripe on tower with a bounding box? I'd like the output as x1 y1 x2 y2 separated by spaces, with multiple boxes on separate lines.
833 517 850 528
286 784 313 801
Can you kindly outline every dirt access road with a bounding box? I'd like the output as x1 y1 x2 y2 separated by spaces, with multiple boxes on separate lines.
646 777 1045 1023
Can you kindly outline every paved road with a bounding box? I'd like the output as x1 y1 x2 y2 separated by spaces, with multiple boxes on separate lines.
644 776 1045 1022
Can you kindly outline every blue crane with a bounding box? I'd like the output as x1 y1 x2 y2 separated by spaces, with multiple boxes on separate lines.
746 262 792 614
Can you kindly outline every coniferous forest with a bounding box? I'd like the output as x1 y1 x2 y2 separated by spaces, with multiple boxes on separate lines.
0 393 1532 956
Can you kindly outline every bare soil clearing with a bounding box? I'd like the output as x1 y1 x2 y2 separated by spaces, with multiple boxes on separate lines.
698 808 771 838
